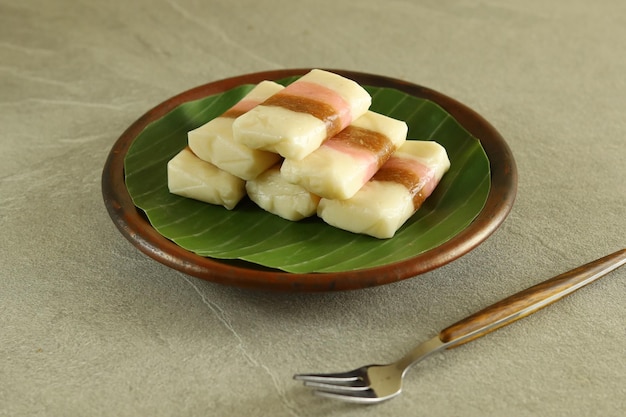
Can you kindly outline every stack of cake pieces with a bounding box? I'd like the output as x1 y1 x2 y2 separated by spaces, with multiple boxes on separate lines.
167 69 450 239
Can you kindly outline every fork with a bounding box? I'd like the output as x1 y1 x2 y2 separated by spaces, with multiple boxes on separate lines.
294 248 626 404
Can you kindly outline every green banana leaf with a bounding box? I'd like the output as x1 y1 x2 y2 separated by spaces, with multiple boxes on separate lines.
124 78 490 273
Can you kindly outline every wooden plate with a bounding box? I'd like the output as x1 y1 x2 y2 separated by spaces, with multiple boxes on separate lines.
102 69 517 292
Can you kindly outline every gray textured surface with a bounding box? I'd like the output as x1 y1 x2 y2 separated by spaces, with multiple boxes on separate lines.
1 0 625 416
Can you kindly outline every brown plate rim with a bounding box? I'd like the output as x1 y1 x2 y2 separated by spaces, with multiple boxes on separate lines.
101 68 517 292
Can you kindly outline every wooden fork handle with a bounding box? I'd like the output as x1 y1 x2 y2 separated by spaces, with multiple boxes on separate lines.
439 249 626 348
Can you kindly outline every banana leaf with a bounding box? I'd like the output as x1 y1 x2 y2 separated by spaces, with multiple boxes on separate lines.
124 78 490 273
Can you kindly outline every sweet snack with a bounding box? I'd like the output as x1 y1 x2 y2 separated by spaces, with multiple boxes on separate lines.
167 147 246 210
245 163 321 221
317 141 450 238
280 111 407 200
188 81 283 180
167 71 452 239
232 69 371 160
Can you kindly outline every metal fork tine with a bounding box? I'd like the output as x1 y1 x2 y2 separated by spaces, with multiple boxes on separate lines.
313 388 380 404
293 371 361 384
302 379 369 392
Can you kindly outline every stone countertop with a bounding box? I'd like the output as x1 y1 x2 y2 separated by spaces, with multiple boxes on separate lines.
1 1 624 416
